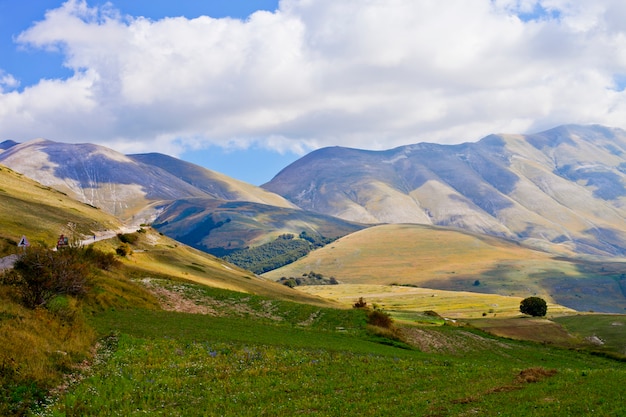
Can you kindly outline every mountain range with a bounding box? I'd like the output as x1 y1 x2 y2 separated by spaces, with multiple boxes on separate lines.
264 124 626 258
3 124 626 260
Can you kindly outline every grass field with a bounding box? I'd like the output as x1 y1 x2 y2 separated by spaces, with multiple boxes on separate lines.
296 283 576 319
33 280 626 417
554 314 626 355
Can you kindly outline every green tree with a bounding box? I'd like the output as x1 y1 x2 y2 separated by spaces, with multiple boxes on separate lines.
520 296 547 317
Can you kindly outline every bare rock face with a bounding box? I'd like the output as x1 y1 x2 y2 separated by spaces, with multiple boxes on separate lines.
263 125 626 257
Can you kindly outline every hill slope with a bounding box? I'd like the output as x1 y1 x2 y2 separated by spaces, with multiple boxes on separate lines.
0 139 295 220
263 125 626 258
0 161 332 304
263 224 626 313
152 198 365 255
0 139 208 218
0 163 121 254
131 153 296 209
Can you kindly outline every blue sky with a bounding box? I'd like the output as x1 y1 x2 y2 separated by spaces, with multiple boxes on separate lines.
0 0 296 184
0 1 279 90
1 1 626 185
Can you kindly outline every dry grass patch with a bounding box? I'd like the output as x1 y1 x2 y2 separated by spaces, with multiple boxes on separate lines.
467 317 580 346
297 284 575 318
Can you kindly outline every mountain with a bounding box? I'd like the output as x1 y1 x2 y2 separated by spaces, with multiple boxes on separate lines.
0 140 17 152
0 139 295 220
0 138 355 256
0 139 207 218
130 153 295 209
263 125 626 258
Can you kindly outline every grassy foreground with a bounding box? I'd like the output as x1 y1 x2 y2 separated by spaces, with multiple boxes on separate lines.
30 279 626 417
0 207 624 416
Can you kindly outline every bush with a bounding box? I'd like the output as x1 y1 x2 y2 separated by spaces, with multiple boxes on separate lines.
12 247 91 308
116 243 132 257
353 297 368 309
367 309 394 329
82 246 120 270
117 233 139 244
520 296 548 317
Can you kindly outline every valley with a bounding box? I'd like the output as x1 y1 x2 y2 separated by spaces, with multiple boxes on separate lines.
1 125 626 415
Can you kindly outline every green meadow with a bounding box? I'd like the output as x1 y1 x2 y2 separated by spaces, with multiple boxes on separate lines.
32 279 626 417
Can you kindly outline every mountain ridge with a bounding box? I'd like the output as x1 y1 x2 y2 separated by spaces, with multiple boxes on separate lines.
263 124 626 258
4 124 626 259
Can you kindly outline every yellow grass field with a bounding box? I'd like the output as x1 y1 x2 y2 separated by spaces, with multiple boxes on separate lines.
297 284 576 319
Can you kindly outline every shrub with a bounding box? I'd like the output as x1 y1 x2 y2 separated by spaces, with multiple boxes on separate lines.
367 309 393 329
117 233 139 244
520 296 548 317
82 246 120 270
12 247 91 308
116 243 132 257
353 297 368 309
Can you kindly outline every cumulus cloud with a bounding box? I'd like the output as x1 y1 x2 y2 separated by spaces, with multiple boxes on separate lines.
1 0 626 155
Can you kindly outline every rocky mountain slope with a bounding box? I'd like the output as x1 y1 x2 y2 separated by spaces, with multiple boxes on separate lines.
0 139 294 218
263 125 626 258
0 139 206 218
0 138 358 254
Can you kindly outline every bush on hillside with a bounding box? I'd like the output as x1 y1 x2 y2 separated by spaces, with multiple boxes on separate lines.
7 246 118 309
520 296 548 317
367 309 394 329
116 243 132 257
117 232 139 244
277 271 339 287
82 246 120 270
11 246 90 308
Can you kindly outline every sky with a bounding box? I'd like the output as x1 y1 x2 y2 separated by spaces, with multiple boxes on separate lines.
1 1 626 185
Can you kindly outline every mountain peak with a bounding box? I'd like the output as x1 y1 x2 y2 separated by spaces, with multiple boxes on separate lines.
263 124 626 257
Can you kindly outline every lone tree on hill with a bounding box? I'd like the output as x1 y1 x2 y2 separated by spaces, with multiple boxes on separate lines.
520 296 548 317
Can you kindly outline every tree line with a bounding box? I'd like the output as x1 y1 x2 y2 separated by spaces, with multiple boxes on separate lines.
223 232 334 274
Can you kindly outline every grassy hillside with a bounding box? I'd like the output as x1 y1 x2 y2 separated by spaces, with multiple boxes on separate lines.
2 160 625 416
0 164 121 255
0 229 335 415
34 279 626 416
263 224 626 313
2 224 625 415
98 228 336 306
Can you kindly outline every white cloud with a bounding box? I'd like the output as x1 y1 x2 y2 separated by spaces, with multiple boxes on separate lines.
0 71 19 92
1 0 626 155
